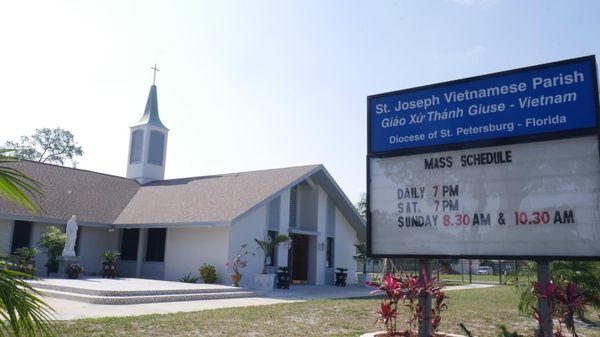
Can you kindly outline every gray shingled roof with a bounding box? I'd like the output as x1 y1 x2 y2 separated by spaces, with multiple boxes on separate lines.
0 161 140 224
114 165 320 225
0 161 319 225
0 161 364 238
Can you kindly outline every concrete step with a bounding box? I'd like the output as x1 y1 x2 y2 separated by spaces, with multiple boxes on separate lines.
37 288 260 305
30 281 248 297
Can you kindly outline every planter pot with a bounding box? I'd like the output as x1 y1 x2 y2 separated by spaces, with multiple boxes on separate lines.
360 332 387 337
335 272 347 287
276 271 291 289
253 273 275 291
230 273 242 287
46 262 58 276
102 261 117 278
18 261 35 278
67 271 80 279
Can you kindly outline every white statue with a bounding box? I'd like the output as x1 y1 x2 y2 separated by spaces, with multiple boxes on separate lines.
62 215 78 257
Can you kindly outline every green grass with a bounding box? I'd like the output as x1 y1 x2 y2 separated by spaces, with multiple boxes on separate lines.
53 286 600 337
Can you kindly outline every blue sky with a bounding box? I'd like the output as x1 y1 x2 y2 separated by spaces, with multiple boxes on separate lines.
1 0 599 203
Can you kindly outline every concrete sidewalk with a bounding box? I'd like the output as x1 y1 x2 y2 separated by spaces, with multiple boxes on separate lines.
44 283 495 320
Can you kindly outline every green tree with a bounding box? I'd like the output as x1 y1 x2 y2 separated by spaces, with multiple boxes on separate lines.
4 128 83 166
0 150 54 336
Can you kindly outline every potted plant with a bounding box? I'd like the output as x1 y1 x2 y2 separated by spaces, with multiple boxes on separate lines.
199 263 217 283
38 226 65 276
67 263 83 279
13 247 39 278
276 266 291 289
354 241 371 286
253 233 289 291
101 250 120 278
335 267 348 287
226 244 248 287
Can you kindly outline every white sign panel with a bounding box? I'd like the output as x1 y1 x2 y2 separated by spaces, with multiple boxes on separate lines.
369 136 600 257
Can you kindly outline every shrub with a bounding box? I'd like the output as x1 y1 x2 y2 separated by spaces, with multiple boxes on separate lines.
38 226 65 270
179 272 200 283
101 250 120 263
14 247 39 263
199 263 217 283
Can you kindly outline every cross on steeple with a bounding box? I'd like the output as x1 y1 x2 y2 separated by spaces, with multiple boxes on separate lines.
151 64 160 85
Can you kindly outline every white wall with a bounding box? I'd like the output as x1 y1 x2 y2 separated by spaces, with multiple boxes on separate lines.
334 208 358 284
28 223 117 277
228 204 268 288
78 226 118 275
141 261 164 279
314 186 328 285
276 189 291 267
119 260 137 277
298 183 318 231
164 227 229 283
31 222 64 277
0 219 13 256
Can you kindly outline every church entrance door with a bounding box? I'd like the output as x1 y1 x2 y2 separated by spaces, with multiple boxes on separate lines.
289 234 309 283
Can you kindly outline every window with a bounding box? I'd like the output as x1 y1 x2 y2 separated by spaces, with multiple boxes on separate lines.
267 197 280 230
120 229 139 261
289 186 297 227
147 131 165 165
145 228 166 262
129 130 144 164
326 198 336 236
267 230 277 266
326 237 334 268
11 221 32 253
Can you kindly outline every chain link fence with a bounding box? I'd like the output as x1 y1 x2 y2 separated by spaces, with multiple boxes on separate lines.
361 258 535 285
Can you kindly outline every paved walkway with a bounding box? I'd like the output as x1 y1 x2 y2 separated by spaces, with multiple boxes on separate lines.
44 283 495 320
30 277 240 293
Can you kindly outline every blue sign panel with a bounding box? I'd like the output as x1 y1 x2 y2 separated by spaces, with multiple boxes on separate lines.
368 57 599 154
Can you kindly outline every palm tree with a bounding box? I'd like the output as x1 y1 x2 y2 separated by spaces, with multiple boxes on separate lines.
0 150 54 337
254 234 289 274
353 242 370 275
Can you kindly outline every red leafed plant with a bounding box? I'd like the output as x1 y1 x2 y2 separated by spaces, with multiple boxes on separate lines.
368 270 446 337
531 281 586 337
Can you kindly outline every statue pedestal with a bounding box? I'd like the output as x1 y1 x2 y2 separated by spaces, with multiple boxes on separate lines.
55 256 80 278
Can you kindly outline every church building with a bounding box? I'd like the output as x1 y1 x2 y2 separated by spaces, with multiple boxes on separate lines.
0 82 365 288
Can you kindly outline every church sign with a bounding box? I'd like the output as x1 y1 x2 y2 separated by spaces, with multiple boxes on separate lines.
366 56 600 259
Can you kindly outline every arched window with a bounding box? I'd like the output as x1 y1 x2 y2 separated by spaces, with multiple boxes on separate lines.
129 130 144 164
148 130 165 165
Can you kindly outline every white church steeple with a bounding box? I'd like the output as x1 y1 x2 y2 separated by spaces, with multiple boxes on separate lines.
126 65 169 184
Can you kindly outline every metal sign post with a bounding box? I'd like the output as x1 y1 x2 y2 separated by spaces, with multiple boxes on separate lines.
418 259 432 337
536 260 553 337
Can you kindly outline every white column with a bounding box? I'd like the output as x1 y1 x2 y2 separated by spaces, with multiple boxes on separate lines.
315 185 328 285
277 189 291 267
135 228 147 278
